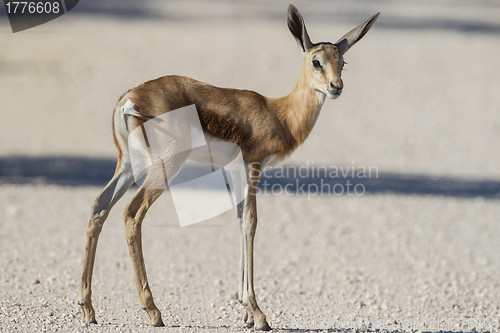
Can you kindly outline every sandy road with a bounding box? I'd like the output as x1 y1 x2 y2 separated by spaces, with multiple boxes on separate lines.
1 0 500 332
1 185 499 332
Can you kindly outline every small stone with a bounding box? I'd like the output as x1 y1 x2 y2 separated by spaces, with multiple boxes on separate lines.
7 205 19 216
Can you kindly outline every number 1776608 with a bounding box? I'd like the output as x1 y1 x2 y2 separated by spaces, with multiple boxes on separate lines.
5 1 61 14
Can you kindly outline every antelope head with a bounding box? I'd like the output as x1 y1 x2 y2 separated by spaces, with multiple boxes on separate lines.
287 5 380 99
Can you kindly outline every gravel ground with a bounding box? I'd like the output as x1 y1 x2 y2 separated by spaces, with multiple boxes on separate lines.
1 185 499 332
1 0 500 332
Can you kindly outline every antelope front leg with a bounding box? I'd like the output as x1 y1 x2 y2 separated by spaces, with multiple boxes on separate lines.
238 165 271 331
237 200 254 327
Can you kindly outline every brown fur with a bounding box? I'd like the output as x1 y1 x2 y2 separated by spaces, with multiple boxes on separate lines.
121 69 322 163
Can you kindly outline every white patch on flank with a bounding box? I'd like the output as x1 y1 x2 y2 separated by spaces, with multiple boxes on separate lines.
122 99 142 118
113 97 134 153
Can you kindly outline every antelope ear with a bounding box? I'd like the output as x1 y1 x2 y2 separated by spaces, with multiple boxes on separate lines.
336 12 380 54
287 4 314 54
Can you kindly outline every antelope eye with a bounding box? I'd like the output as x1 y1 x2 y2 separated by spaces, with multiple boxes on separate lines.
312 60 322 69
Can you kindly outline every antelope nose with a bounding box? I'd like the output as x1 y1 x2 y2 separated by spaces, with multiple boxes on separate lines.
329 81 343 90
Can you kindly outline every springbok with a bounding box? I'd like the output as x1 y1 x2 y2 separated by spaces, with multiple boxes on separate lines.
77 5 379 330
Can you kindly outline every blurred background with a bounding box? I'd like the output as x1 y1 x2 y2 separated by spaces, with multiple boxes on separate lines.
1 1 499 332
1 0 500 178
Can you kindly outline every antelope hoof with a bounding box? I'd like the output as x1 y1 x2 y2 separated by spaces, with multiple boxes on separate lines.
83 313 97 325
79 303 97 325
147 308 165 327
244 311 254 327
254 313 271 331
151 319 165 327
255 321 272 331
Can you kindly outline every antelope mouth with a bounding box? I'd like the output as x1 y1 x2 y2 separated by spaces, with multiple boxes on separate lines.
326 87 342 99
